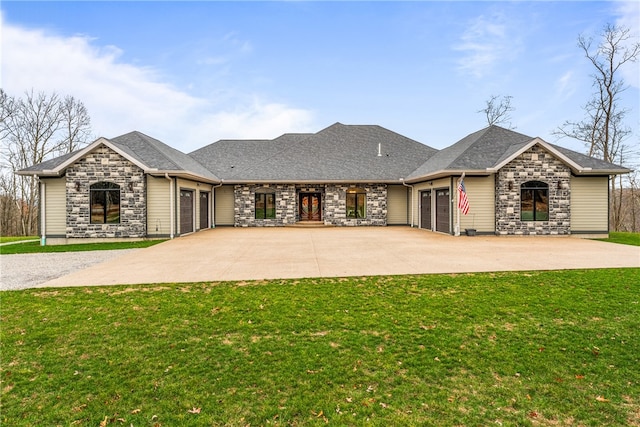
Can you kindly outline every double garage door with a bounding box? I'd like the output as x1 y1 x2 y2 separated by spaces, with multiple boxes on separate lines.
420 189 450 234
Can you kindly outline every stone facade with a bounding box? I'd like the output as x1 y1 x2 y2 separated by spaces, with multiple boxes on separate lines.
234 184 297 227
324 184 387 226
496 145 571 235
233 183 388 227
65 145 146 238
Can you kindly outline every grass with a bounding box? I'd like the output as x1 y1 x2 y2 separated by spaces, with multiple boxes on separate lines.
0 239 166 255
598 231 640 246
0 236 38 244
1 269 638 426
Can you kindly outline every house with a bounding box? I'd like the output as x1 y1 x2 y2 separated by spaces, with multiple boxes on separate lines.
18 123 628 244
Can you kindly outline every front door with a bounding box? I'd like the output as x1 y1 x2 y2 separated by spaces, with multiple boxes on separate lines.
435 189 450 234
420 190 431 230
299 193 321 221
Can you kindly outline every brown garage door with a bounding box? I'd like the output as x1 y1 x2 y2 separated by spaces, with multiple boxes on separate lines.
420 190 431 230
436 189 450 234
200 192 209 230
180 189 194 234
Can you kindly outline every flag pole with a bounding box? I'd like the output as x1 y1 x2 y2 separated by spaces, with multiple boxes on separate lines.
455 172 465 237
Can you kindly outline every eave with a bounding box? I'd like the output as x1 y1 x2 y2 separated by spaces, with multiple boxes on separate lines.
403 169 491 184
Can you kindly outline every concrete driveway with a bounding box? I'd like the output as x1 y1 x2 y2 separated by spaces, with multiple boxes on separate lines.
37 227 639 288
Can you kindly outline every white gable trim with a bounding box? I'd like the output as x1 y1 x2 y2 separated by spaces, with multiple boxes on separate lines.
41 137 153 175
487 137 588 173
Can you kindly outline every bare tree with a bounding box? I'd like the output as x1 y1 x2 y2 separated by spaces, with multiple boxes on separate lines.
554 24 640 231
0 90 92 236
478 95 515 129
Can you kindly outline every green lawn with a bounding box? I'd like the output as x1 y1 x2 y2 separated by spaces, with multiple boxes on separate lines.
0 239 166 255
1 269 638 426
0 236 38 244
598 231 640 246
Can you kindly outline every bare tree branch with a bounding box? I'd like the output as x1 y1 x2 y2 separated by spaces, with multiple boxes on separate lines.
554 23 639 231
0 90 92 236
478 95 515 129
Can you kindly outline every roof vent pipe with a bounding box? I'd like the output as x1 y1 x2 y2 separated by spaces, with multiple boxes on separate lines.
377 143 382 157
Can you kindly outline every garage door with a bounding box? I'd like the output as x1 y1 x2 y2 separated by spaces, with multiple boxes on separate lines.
420 190 431 230
435 189 450 234
180 189 194 234
200 192 209 230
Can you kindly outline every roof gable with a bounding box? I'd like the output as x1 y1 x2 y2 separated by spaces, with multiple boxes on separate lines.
406 125 629 182
18 131 219 182
110 131 218 180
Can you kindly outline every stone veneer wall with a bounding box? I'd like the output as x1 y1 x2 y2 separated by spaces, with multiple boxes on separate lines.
324 184 387 226
233 183 388 226
496 145 571 235
235 184 296 227
66 145 146 238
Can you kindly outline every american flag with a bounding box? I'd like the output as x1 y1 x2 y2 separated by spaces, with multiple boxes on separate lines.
457 179 470 215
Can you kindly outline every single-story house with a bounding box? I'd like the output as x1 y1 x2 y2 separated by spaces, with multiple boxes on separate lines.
18 123 629 244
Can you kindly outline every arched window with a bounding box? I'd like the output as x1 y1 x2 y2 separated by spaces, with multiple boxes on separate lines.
346 188 367 219
521 181 548 221
255 188 276 219
90 182 120 224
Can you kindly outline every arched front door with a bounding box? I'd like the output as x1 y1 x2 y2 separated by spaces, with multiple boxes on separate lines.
299 193 322 221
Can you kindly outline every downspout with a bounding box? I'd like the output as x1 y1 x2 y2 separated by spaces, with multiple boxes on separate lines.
165 173 174 239
36 175 46 246
211 180 223 228
400 178 414 227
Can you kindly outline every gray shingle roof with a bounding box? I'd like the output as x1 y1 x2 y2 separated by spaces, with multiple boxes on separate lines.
110 131 218 180
190 123 438 182
407 126 534 179
19 150 78 173
406 125 629 181
19 124 628 182
549 143 628 171
18 131 219 181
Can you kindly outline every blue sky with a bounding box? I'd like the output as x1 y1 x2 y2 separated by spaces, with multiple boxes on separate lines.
1 1 638 160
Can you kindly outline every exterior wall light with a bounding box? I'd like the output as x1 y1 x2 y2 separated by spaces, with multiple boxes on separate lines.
75 181 81 191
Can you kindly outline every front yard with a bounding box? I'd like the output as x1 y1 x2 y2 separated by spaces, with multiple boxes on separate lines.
1 268 638 426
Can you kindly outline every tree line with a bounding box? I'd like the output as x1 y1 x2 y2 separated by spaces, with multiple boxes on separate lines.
1 24 638 236
0 90 92 236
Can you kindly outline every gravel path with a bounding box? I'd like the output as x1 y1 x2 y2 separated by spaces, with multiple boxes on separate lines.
0 250 136 291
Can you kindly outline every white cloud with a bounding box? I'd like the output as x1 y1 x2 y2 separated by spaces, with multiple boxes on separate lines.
0 14 315 153
553 70 577 102
454 12 521 79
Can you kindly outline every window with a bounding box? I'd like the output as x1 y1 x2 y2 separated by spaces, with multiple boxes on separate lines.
346 189 366 219
521 181 549 221
90 182 120 224
255 190 275 219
